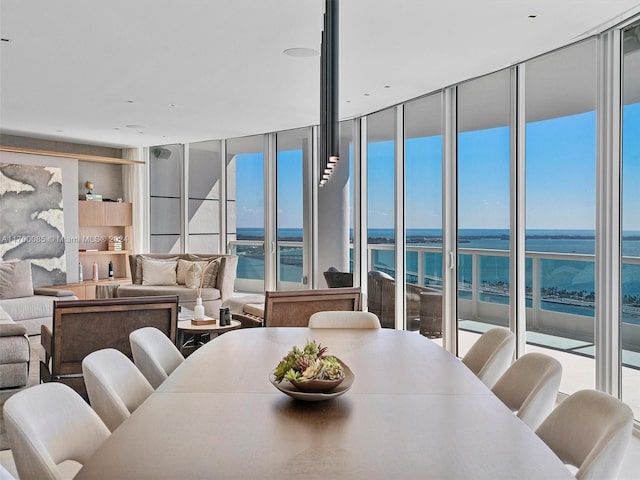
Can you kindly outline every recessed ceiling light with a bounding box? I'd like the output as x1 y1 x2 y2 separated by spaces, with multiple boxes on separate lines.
168 104 177 107
528 14 537 19
127 100 135 103
125 124 145 129
56 129 63 133
1 38 11 43
283 47 319 57
384 85 391 89
346 100 351 103
364 93 370 96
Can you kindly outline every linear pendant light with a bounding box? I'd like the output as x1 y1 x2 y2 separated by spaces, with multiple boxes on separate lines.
319 0 339 187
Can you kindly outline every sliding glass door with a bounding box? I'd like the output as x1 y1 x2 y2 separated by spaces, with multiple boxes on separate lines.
226 135 265 293
456 71 511 356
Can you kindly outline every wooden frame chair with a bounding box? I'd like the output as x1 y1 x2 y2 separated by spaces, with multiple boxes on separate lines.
263 288 361 327
40 296 178 395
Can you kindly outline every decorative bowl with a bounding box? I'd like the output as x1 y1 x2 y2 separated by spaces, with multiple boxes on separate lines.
290 376 344 393
269 360 354 402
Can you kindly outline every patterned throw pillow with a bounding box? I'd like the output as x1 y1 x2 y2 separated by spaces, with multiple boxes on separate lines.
185 262 203 289
202 258 221 288
177 259 209 285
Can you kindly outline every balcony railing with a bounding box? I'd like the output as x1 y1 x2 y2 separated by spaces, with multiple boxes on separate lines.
229 239 640 366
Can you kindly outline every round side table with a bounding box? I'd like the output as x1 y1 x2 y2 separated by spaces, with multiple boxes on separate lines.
177 319 241 356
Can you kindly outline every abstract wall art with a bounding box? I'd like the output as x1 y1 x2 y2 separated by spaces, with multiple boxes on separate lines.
0 163 67 285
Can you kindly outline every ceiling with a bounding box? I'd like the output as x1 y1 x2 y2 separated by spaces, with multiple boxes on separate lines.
1 0 639 149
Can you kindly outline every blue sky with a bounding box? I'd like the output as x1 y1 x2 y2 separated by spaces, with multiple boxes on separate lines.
235 103 640 231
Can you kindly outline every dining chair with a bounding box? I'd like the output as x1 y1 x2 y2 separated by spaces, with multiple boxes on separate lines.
535 389 634 480
2 382 110 480
308 310 381 329
490 352 562 430
130 326 185 389
82 348 154 432
461 327 515 388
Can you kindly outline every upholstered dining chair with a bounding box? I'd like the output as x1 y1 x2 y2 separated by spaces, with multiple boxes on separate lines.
308 310 381 329
535 389 634 480
130 327 184 389
82 348 154 432
490 352 562 430
2 382 110 480
461 327 515 388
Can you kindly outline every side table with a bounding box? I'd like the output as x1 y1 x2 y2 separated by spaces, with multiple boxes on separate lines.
177 319 241 356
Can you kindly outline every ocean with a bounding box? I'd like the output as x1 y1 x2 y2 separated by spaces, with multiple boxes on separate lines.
234 228 640 322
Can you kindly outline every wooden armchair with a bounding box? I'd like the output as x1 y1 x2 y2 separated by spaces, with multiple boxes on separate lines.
367 270 442 336
264 288 361 327
41 296 178 395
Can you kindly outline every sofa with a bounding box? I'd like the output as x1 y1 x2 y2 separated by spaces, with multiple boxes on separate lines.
0 260 77 335
116 254 238 317
0 260 77 388
0 305 30 388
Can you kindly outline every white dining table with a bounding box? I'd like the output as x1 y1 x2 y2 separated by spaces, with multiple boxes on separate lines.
76 327 572 479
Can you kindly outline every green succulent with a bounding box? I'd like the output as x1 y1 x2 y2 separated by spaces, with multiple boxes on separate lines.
273 340 344 383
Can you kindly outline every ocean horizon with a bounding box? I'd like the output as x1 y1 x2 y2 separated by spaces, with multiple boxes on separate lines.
232 227 640 322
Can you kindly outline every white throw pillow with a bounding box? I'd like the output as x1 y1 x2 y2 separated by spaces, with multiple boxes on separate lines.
0 260 34 299
142 258 177 286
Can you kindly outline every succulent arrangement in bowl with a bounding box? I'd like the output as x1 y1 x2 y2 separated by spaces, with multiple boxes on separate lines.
273 340 345 392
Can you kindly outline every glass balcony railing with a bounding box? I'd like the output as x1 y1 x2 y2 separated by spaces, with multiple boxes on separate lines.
228 239 640 369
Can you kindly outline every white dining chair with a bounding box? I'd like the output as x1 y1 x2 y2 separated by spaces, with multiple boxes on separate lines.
130 327 184 389
461 327 515 388
308 311 381 329
535 389 634 480
491 352 562 430
2 382 110 480
82 348 154 432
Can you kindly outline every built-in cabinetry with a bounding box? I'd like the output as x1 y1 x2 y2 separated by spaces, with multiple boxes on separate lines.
63 278 132 300
78 201 132 295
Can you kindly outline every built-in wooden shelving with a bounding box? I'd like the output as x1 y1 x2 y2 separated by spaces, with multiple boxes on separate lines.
0 145 144 165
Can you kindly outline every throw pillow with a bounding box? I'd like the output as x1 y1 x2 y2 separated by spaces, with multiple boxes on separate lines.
134 256 177 284
177 259 210 285
0 260 34 299
141 258 178 286
185 262 203 289
202 258 221 288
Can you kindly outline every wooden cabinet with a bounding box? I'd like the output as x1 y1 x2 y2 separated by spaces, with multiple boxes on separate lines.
65 278 132 300
78 201 132 281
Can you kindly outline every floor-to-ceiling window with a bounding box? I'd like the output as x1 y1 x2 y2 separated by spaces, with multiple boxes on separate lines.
149 144 182 253
456 71 511 356
276 128 310 290
621 22 640 417
524 40 597 394
188 141 221 253
404 94 443 335
226 135 265 293
366 108 396 328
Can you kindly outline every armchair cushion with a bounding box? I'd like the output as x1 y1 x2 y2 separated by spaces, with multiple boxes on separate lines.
34 287 75 297
0 323 27 337
142 257 178 286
